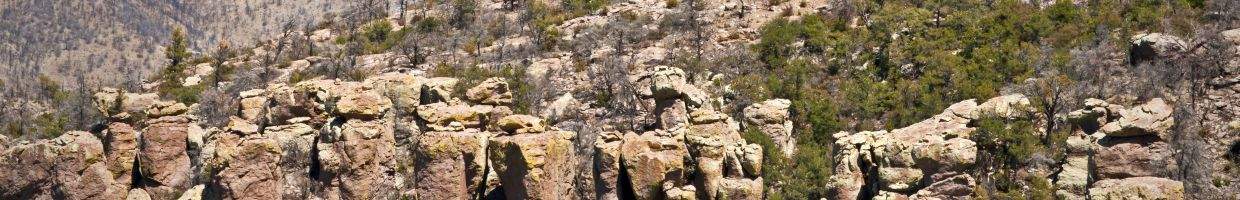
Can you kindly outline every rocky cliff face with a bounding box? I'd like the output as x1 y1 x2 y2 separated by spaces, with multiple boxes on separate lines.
0 65 777 200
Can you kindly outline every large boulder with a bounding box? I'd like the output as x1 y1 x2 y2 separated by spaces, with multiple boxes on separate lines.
1100 98 1174 138
489 129 578 200
466 77 514 106
620 130 689 200
318 119 400 199
94 88 160 121
238 89 269 123
497 115 546 134
104 122 141 191
333 88 393 119
140 116 196 199
423 77 459 103
418 101 488 131
593 132 625 200
742 99 795 157
1089 177 1184 200
413 130 489 200
209 137 283 200
0 131 121 199
364 72 423 113
1130 33 1187 64
1094 136 1176 180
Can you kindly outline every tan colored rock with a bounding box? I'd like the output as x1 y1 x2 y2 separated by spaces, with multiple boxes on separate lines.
976 94 1032 119
176 185 205 200
621 131 689 200
423 77 459 103
716 178 763 200
1055 156 1090 198
656 99 691 130
910 174 976 199
1089 177 1184 200
1095 136 1175 179
94 88 159 121
466 77 514 105
127 188 152 200
333 88 393 119
1100 98 1174 138
364 72 423 113
489 130 578 200
1131 33 1187 63
663 184 697 200
648 66 688 100
211 137 282 200
743 99 795 157
594 132 625 200
879 167 923 192
413 130 488 200
146 100 189 117
417 101 487 131
140 116 195 199
104 122 141 188
497 115 546 134
321 119 399 199
239 89 269 123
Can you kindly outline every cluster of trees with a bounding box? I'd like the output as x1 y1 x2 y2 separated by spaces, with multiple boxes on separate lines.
731 0 1217 199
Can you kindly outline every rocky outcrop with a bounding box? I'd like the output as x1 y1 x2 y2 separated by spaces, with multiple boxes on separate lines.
488 116 578 199
413 130 488 199
0 131 120 199
1130 33 1187 65
743 99 794 157
467 77 514 106
1089 177 1184 200
828 94 1028 199
141 116 197 199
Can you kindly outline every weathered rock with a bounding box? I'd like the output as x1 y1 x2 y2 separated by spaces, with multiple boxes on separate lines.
323 118 399 199
663 184 697 200
1089 177 1184 200
489 130 578 200
743 99 795 157
141 116 195 199
1055 156 1090 199
423 77 459 103
177 185 205 200
878 167 923 192
127 188 152 200
621 130 689 200
910 174 975 199
648 66 688 100
417 101 487 131
104 122 141 189
466 77 514 106
364 72 423 113
0 131 119 199
976 94 1032 119
716 178 763 200
210 137 283 200
1095 136 1176 179
656 99 691 130
497 115 546 134
261 123 318 199
1131 33 1187 64
1100 98 1174 138
541 94 580 122
333 88 393 119
238 89 269 123
146 100 189 117
413 130 488 200
593 132 625 200
94 88 160 121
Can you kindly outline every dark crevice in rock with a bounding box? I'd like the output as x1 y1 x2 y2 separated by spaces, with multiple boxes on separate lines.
1228 141 1240 164
308 135 323 180
616 157 637 200
857 148 880 200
